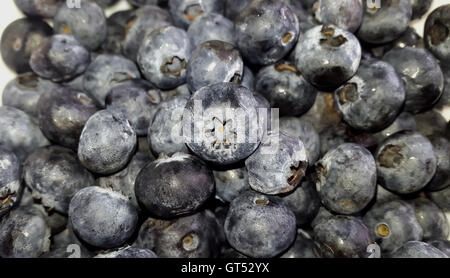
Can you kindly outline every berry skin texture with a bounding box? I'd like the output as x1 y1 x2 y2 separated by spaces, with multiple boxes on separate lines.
13 0 63 18
315 143 376 215
313 215 372 258
245 131 308 195
333 59 406 132
78 110 137 175
426 136 450 191
294 25 361 90
383 47 444 113
409 197 449 241
69 186 139 249
424 4 450 64
224 190 297 258
138 26 192 90
187 13 235 48
375 131 437 195
135 153 214 218
234 0 300 65
168 0 224 29
388 241 448 258
314 0 363 33
0 18 53 73
37 86 99 149
187 40 243 93
0 149 21 213
30 34 90 82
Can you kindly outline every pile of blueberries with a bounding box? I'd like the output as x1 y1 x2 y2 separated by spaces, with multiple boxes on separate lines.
0 0 450 259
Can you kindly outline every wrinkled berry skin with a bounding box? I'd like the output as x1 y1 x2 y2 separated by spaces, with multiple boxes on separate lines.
135 153 214 218
424 4 450 64
187 41 243 93
138 26 192 90
375 131 437 194
78 110 137 175
295 25 361 90
30 34 90 82
409 197 449 241
224 190 297 258
69 187 139 249
388 241 448 258
334 59 405 132
183 83 262 165
105 79 161 136
315 143 376 215
37 86 99 149
383 47 444 113
281 229 320 258
23 146 95 214
428 239 450 257
245 132 308 195
426 136 450 191
0 149 21 212
187 13 234 48
1 18 53 73
0 106 49 161
356 0 412 44
314 0 363 33
134 210 223 258
313 216 372 258
363 200 423 253
54 0 107 50
95 246 157 258
13 0 63 18
83 54 141 107
214 167 248 203
282 179 321 226
427 185 450 212
235 0 299 65
168 0 224 29
255 61 318 117
0 205 50 258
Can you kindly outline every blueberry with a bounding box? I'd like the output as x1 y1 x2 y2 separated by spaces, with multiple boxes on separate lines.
427 239 450 257
241 66 255 91
37 86 98 149
374 112 417 143
183 83 262 165
148 93 190 155
224 0 252 21
426 136 450 191
29 34 90 82
281 229 320 258
436 66 450 109
375 131 437 194
383 47 444 113
0 18 53 73
356 0 412 44
0 149 21 213
187 40 243 92
224 190 297 258
23 146 95 214
123 5 173 61
50 225 93 257
0 205 50 258
187 13 235 48
98 152 152 209
168 0 224 29
313 215 372 258
363 200 423 253
235 0 299 65
69 186 139 249
281 179 321 226
279 119 319 165
138 26 192 89
83 54 141 107
95 246 157 258
245 131 308 195
105 79 161 136
424 4 450 64
410 0 432 19
78 110 137 175
101 10 136 55
13 0 63 18
255 61 318 117
427 185 450 212
295 25 361 90
135 152 214 218
375 184 401 205
0 106 49 161
313 0 363 33
318 123 350 155
134 210 222 258
54 0 106 50
367 27 425 59
315 143 376 215
333 59 406 132
388 241 448 258
409 197 449 240
213 167 248 203
302 92 342 133
310 205 337 229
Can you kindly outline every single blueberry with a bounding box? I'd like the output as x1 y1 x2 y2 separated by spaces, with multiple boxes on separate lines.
187 13 235 48
424 4 450 64
13 0 63 18
214 167 249 203
314 0 363 33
